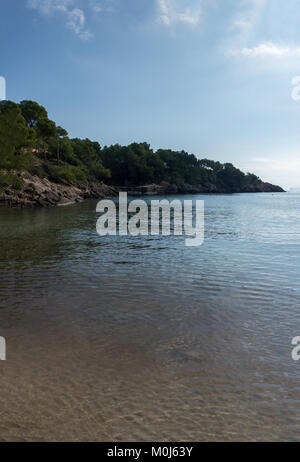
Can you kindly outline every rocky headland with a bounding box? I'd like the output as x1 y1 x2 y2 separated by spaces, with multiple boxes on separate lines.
0 171 285 208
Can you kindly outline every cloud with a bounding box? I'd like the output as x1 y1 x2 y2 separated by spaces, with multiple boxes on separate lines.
66 7 94 40
27 0 74 15
232 0 267 39
229 42 300 57
89 0 116 15
157 0 201 27
227 2 300 60
27 0 94 40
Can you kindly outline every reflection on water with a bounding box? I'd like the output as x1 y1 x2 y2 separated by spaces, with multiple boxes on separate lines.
0 193 300 441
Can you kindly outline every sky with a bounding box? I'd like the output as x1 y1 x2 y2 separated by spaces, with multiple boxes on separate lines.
1 0 300 189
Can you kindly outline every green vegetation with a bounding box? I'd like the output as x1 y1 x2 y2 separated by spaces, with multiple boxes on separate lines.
100 144 262 191
0 171 23 190
0 99 264 192
0 100 110 186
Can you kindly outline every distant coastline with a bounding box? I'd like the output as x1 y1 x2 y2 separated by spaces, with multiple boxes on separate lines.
0 169 284 208
0 99 284 208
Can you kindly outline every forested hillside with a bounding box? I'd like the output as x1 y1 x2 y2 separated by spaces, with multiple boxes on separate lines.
0 99 284 194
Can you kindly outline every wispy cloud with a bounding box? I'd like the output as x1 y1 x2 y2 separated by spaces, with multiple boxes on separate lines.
227 1 300 61
27 0 94 40
157 0 201 27
232 0 267 40
89 0 116 15
229 42 300 58
27 0 74 15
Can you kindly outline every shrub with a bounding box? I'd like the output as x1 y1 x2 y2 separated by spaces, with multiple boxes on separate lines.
0 172 23 190
45 164 88 185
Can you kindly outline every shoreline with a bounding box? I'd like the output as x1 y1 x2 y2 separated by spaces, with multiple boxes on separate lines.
0 171 119 208
0 170 285 208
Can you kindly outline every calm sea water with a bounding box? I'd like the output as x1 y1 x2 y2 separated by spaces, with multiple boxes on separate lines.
0 192 299 441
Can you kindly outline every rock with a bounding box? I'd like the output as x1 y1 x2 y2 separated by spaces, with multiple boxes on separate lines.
0 170 284 208
120 180 285 196
0 171 118 208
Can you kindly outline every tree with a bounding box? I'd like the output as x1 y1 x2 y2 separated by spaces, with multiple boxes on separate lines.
0 101 30 169
37 118 56 139
55 126 68 164
217 163 245 191
20 100 48 128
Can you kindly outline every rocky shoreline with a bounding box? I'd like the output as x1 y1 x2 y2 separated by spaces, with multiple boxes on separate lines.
0 171 118 208
0 171 285 208
120 180 285 196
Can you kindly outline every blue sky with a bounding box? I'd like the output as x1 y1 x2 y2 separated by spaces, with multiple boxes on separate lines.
1 0 300 188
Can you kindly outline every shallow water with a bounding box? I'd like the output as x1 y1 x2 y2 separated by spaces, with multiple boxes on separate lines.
0 192 300 441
